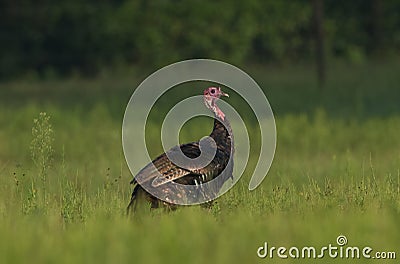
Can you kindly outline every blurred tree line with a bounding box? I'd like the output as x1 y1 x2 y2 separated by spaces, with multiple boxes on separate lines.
1 0 399 79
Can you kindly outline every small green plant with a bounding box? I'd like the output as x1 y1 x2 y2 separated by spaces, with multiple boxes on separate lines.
30 112 54 182
61 178 86 224
22 181 38 215
30 112 54 208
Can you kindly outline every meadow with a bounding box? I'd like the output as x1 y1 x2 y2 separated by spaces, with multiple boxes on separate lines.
0 60 399 263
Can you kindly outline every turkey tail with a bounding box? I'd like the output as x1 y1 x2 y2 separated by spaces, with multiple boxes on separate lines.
126 184 141 214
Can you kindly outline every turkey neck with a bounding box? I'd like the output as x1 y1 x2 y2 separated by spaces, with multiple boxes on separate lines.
209 118 233 153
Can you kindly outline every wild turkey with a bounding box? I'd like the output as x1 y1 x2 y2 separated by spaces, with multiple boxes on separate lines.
127 86 234 212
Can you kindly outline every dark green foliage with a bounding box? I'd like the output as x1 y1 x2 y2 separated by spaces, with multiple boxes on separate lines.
1 0 399 79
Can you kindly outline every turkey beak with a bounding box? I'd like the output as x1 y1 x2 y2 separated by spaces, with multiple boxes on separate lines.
221 91 229 97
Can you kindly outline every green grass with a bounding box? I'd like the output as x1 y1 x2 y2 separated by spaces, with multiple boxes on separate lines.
0 60 399 263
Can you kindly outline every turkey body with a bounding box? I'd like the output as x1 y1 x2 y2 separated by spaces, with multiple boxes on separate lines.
127 117 233 211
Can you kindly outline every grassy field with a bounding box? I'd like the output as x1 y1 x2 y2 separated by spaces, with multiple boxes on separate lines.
0 60 399 263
